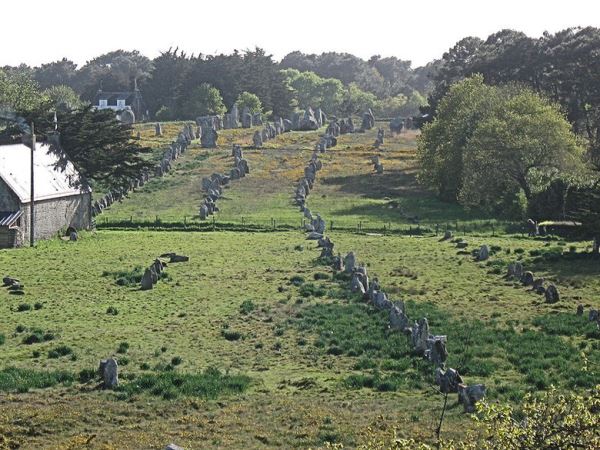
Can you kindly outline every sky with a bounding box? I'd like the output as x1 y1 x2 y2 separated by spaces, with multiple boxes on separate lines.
3 0 600 68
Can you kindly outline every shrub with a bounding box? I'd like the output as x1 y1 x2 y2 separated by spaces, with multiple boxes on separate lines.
0 334 4 346
117 342 130 354
48 345 73 359
34 302 43 310
290 275 305 286
22 329 54 345
299 283 326 297
314 272 330 280
78 368 97 383
171 356 183 366
222 330 242 341
239 300 256 315
16 303 31 312
106 306 118 315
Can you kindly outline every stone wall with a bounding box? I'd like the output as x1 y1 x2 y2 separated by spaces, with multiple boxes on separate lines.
19 192 92 242
0 228 21 248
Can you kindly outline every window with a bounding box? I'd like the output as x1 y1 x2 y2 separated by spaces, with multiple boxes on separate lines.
117 99 126 108
99 99 108 107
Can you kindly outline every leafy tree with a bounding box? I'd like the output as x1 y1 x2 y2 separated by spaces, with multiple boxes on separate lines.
43 85 85 112
419 76 583 215
34 58 78 90
235 91 262 113
460 87 583 210
179 83 226 119
0 67 45 112
340 83 378 116
50 106 153 190
417 75 496 201
143 48 191 117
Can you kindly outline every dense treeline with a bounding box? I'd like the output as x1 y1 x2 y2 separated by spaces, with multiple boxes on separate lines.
419 26 600 244
1 48 432 121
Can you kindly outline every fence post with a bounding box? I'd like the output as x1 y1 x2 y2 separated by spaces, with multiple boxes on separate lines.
212 215 215 231
492 222 495 236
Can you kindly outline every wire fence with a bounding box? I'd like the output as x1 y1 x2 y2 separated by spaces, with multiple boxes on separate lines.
95 214 526 236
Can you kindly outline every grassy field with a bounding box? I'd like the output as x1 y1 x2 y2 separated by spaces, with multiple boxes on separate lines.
0 122 598 449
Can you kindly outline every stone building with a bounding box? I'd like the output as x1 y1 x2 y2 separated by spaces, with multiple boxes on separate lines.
0 142 92 248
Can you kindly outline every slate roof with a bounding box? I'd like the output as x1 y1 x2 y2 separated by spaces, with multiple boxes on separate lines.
0 143 90 203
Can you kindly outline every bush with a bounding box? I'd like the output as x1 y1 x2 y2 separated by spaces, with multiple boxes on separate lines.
0 334 4 346
34 302 43 310
171 356 183 366
16 303 31 312
222 330 242 341
22 330 54 345
239 300 256 315
106 306 118 315
47 345 74 359
290 275 305 286
117 342 130 354
78 368 97 383
299 283 326 298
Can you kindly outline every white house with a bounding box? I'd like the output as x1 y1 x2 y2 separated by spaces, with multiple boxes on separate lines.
0 143 92 248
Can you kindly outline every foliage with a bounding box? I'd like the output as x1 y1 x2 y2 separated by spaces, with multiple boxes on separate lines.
51 105 154 189
235 91 262 113
0 67 46 113
43 85 85 112
179 83 226 119
418 75 583 216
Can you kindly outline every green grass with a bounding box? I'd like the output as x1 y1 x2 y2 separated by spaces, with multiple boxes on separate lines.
0 367 74 392
0 122 599 448
116 367 251 400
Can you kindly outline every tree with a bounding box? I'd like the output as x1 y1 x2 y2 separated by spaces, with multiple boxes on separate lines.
340 83 378 116
235 91 262 113
179 83 226 119
417 75 496 201
44 85 85 113
34 58 78 90
0 67 45 112
50 106 153 190
460 87 583 210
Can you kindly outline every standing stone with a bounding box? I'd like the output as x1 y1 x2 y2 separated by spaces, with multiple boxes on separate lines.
435 368 463 394
389 305 410 332
458 384 486 413
576 304 584 316
426 336 448 366
200 126 218 148
411 318 429 354
155 122 163 136
241 107 253 128
588 309 599 322
140 269 153 290
98 357 119 389
253 130 263 148
478 245 489 261
514 262 524 280
344 252 356 273
545 284 559 303
521 271 534 286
